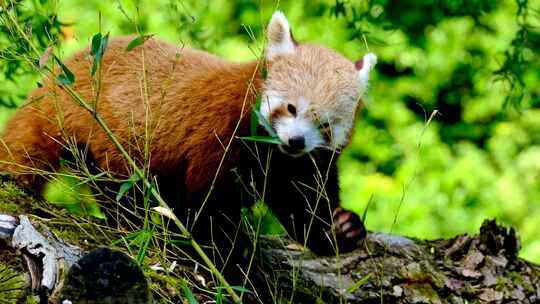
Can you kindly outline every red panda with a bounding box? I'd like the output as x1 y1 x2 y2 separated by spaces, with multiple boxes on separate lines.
0 11 376 256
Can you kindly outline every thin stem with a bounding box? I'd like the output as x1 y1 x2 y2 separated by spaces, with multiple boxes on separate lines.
2 6 241 303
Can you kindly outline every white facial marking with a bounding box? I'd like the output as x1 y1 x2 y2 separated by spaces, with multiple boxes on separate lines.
260 90 283 121
266 11 296 58
274 117 324 152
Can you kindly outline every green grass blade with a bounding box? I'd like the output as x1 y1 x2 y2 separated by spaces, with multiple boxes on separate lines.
126 34 154 51
182 280 199 304
346 273 371 293
54 56 75 85
238 136 282 145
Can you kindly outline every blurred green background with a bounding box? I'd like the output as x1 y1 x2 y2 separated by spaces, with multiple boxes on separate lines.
1 1 539 262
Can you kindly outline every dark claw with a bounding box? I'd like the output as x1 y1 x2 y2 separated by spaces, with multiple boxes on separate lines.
332 207 366 252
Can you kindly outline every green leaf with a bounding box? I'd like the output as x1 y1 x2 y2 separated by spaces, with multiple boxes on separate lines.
51 200 105 220
217 285 251 293
253 108 278 138
136 229 152 264
346 273 371 293
182 280 199 304
52 201 82 214
126 34 153 52
56 74 73 85
85 201 106 219
238 136 282 145
250 94 262 136
90 33 102 56
215 287 223 304
169 239 192 246
261 58 268 80
90 32 109 76
116 174 140 201
54 57 75 85
116 182 133 202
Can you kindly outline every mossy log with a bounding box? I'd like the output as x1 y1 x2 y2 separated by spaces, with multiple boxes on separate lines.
258 221 540 303
0 177 538 303
0 214 150 304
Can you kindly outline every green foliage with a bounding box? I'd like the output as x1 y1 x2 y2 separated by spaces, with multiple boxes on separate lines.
181 279 199 304
241 95 283 145
493 0 540 109
90 32 109 76
0 0 539 266
44 175 105 219
116 174 141 202
0 264 24 304
126 34 154 51
333 0 540 264
240 108 283 145
54 56 75 85
0 0 62 107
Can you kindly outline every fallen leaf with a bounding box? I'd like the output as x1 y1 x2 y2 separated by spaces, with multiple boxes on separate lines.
152 206 176 220
39 46 53 68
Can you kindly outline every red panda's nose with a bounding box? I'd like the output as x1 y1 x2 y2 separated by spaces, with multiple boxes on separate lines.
288 136 305 151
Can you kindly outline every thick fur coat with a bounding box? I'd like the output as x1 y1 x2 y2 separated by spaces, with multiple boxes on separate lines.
0 12 376 256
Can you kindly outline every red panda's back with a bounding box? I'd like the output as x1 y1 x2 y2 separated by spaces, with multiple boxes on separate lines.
32 37 232 174
1 36 259 198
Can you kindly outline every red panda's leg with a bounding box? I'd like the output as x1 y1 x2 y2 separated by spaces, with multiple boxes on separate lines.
0 107 62 192
265 152 366 255
319 161 367 254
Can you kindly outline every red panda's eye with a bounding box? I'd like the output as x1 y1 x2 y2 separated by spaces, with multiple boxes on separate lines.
287 104 297 116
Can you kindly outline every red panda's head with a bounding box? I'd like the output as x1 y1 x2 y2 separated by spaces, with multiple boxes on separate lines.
260 11 377 156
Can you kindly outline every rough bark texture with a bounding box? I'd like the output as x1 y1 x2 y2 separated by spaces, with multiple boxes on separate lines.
0 178 538 303
258 222 540 303
0 214 149 304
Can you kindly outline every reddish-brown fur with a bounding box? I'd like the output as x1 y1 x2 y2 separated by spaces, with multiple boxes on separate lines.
0 36 364 258
1 37 259 196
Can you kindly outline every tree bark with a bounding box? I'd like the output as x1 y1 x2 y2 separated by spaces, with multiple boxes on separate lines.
0 178 538 303
258 221 539 303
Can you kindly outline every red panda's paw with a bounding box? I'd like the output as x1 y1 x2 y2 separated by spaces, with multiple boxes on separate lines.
332 207 366 253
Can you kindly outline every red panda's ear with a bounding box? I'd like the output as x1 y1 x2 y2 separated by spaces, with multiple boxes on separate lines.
266 11 296 59
356 53 377 94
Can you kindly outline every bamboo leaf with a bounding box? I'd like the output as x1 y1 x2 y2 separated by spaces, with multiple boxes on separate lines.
254 109 278 138
90 32 109 76
116 174 140 201
54 57 75 85
250 94 262 136
126 34 154 51
90 33 102 56
238 136 282 145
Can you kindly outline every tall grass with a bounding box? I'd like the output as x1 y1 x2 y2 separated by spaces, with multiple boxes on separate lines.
0 1 394 303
